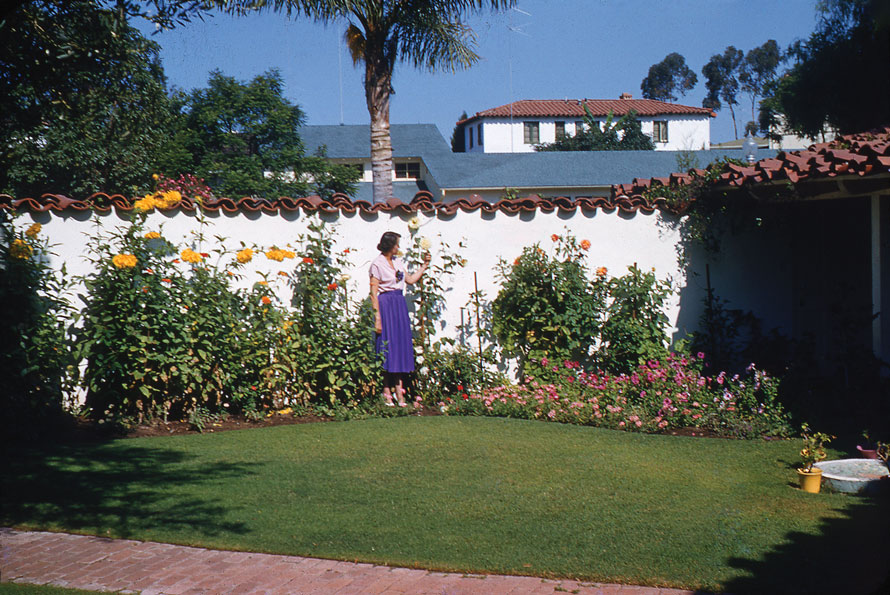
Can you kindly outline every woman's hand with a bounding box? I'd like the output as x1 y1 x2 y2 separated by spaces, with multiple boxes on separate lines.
374 311 382 334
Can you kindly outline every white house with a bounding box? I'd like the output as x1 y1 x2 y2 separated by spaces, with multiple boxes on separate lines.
300 124 756 203
458 94 715 153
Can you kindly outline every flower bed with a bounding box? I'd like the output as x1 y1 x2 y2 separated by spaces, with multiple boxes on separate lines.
442 353 793 438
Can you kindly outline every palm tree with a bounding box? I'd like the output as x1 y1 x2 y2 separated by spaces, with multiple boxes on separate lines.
217 1 514 203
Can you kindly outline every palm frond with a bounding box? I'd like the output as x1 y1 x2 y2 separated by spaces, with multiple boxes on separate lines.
344 23 366 66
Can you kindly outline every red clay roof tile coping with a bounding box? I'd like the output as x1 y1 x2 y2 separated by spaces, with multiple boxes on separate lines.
0 191 669 216
611 126 890 202
458 98 716 124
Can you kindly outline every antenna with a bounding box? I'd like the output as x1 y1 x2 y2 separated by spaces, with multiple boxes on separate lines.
338 30 344 125
506 5 531 152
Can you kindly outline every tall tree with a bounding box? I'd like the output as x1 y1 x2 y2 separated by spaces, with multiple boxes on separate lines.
759 0 890 139
215 0 514 203
159 69 359 198
739 39 780 126
1 0 176 197
640 52 697 102
451 111 468 152
702 46 744 139
536 107 654 152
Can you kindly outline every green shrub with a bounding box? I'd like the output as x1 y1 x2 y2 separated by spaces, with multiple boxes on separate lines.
0 215 76 436
598 264 673 374
492 233 605 379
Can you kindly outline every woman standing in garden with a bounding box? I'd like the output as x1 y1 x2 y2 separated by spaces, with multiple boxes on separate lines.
370 231 431 407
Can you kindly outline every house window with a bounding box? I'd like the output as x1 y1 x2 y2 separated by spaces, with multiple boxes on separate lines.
523 121 540 144
575 120 585 133
468 127 474 149
555 121 566 141
653 120 668 143
395 162 420 179
477 124 483 146
345 163 364 177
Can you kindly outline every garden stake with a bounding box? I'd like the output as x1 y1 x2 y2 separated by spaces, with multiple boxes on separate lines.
474 272 483 379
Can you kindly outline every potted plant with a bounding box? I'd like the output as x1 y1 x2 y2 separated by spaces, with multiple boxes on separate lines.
798 423 832 494
877 442 889 468
856 430 878 459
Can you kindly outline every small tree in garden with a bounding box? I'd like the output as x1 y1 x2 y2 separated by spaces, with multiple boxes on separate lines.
598 264 673 374
492 234 605 379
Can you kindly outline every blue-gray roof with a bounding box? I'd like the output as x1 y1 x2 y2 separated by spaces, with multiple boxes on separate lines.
300 124 451 159
300 124 774 191
428 150 771 189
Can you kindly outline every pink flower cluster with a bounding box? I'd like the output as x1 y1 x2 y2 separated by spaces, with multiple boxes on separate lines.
445 354 792 438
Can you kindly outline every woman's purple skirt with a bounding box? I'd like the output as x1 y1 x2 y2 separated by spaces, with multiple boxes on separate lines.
376 290 415 373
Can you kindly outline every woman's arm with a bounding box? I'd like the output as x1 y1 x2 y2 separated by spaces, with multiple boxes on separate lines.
370 276 382 333
406 253 431 285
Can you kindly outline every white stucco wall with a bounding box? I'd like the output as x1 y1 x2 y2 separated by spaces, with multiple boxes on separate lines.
467 114 711 153
19 206 694 353
639 115 712 151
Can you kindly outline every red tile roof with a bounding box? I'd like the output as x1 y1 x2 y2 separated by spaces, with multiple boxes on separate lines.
0 192 666 216
611 126 890 206
459 98 715 124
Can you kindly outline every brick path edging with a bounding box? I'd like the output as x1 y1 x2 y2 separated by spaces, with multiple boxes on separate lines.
1 528 699 594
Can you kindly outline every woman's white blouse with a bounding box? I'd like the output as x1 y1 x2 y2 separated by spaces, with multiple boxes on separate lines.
369 253 407 292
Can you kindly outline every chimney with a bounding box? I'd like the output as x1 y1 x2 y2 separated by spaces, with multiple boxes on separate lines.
620 93 633 100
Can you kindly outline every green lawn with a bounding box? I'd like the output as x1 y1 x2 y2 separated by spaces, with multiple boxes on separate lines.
3 417 888 593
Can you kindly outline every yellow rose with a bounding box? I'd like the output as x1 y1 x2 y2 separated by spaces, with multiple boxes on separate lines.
265 248 284 262
419 237 431 251
181 249 202 264
236 248 254 264
408 216 421 230
160 190 182 206
25 223 41 238
10 239 33 260
112 253 138 269
144 231 161 239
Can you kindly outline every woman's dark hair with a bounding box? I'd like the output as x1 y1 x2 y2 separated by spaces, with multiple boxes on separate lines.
377 231 401 254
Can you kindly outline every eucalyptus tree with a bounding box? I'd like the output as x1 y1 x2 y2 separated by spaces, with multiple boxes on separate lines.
702 46 744 139
215 0 514 203
739 40 780 126
640 52 697 103
759 0 890 139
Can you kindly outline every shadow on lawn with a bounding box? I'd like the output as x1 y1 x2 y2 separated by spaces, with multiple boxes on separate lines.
1 439 253 540
721 495 890 595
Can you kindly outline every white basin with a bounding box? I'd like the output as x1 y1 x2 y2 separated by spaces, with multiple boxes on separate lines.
814 459 890 495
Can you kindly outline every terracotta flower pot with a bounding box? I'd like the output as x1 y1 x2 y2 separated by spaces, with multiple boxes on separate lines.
856 445 878 459
798 467 823 493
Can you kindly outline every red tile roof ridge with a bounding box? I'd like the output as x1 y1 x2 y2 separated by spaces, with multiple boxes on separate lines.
611 126 890 203
457 98 716 124
2 192 670 217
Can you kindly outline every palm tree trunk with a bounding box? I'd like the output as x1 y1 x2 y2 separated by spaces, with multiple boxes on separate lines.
365 60 393 204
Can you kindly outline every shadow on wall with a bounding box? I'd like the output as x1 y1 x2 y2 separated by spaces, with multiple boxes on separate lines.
721 496 890 594
1 439 253 540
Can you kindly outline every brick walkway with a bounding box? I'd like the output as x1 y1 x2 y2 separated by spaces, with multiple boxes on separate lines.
1 529 697 594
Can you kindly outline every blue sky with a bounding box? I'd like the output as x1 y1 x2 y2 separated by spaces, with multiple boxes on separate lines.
136 0 821 144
